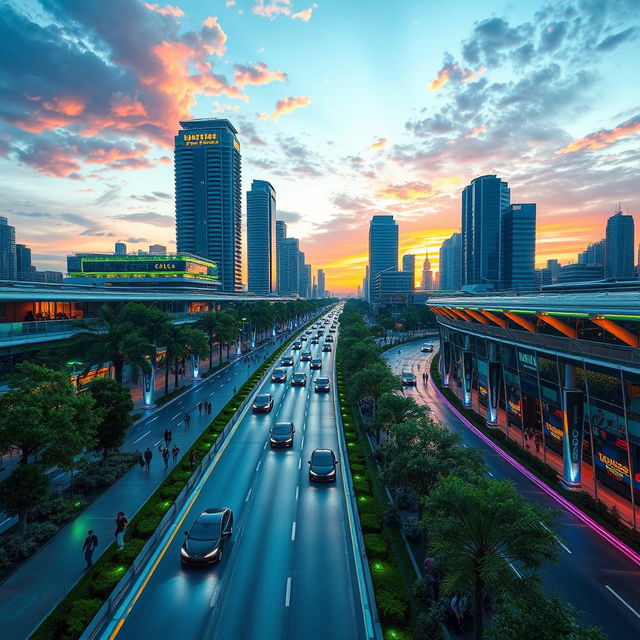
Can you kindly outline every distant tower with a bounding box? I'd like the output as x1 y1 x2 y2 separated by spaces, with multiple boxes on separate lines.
420 251 433 290
605 206 635 279
114 241 127 255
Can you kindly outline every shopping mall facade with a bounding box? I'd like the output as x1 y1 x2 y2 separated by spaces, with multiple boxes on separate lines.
428 292 640 528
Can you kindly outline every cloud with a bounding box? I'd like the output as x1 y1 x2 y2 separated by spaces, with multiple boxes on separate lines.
237 119 267 145
252 0 291 19
93 186 122 207
10 211 54 218
126 236 148 243
428 54 485 91
557 114 640 154
233 62 287 88
114 212 175 226
143 3 184 17
132 191 172 202
292 3 317 22
212 101 240 114
368 138 388 151
465 125 488 138
276 210 302 223
377 181 436 202
61 212 114 236
260 95 311 120
596 26 637 50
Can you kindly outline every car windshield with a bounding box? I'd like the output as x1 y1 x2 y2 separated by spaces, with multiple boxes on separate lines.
293 373 305 380
312 451 333 465
316 378 329 384
274 369 284 376
273 424 292 435
403 373 415 379
189 518 221 541
255 395 270 405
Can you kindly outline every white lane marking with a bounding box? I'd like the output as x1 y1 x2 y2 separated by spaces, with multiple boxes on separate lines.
148 416 159 423
0 517 13 527
298 457 302 469
487 471 494 477
154 439 163 447
539 521 572 554
52 472 65 481
508 562 522 578
291 521 296 541
209 391 216 397
285 577 292 607
605 585 640 619
295 486 299 501
245 488 252 503
171 412 181 419
263 440 268 450
301 435 305 448
462 443 468 448
255 461 261 472
132 431 151 445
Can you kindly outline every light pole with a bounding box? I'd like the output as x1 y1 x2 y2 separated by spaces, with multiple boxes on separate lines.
236 317 247 355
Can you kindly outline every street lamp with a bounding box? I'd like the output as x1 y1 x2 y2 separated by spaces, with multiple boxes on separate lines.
236 317 247 355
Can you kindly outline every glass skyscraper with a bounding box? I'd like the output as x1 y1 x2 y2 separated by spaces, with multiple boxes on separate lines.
500 203 536 290
175 119 242 291
439 232 462 291
0 217 16 281
279 237 299 295
247 179 276 294
605 210 635 280
368 215 398 302
275 220 287 293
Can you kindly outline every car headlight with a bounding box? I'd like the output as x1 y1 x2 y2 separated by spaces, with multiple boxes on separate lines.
181 546 189 557
204 546 220 558
309 469 321 477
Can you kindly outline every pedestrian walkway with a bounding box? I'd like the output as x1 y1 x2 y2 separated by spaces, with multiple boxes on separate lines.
0 332 291 640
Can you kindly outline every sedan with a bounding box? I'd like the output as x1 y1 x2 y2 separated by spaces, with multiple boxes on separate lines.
325 335 334 342
311 338 319 345
322 344 332 352
292 341 302 350
401 372 417 387
252 393 274 413
308 449 338 482
291 372 307 387
300 350 312 361
281 355 294 366
421 343 434 353
181 508 233 564
310 359 323 370
301 335 308 341
314 377 330 393
270 422 295 448
271 368 287 383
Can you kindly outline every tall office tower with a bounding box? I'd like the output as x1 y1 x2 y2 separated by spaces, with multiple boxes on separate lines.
420 254 433 290
247 179 276 294
368 215 398 301
297 250 306 296
304 264 312 298
605 209 635 279
149 244 167 255
0 217 17 280
461 174 510 287
317 268 326 298
500 203 536 290
114 242 127 255
16 243 31 273
175 119 242 291
312 275 318 299
279 237 299 295
578 239 605 266
363 265 370 302
275 220 287 293
402 254 416 290
439 232 463 291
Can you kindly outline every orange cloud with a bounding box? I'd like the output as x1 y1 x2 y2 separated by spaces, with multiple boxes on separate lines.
556 115 640 154
377 181 435 201
143 3 185 17
201 17 228 57
428 63 484 91
465 125 488 138
253 0 291 19
292 3 317 21
85 143 150 165
260 95 311 120
234 62 287 88
368 137 388 151
429 68 451 91
42 97 86 116
110 95 148 117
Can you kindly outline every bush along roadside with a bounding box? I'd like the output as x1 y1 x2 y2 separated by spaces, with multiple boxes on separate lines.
429 353 640 554
30 310 330 640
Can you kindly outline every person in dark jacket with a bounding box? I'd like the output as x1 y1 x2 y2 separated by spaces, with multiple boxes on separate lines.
144 448 152 471
82 530 98 568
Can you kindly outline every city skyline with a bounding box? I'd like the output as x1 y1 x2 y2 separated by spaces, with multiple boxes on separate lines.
1 0 639 293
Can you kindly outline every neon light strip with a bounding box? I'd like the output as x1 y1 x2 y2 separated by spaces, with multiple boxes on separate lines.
431 381 640 568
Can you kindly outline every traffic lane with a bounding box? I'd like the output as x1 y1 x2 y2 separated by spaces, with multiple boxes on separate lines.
385 345 640 636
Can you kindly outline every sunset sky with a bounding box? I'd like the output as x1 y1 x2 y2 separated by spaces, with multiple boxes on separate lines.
1 0 639 294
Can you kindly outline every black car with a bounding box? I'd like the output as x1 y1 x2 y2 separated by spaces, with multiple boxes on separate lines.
314 377 330 393
329 328 336 333
317 329 325 336
181 507 233 564
310 358 322 370
291 372 307 387
281 354 294 366
325 335 334 342
301 335 308 341
253 393 274 413
300 350 312 361
271 368 287 383
322 344 332 352
270 422 295 448
311 338 319 345
308 448 338 482
401 372 417 387
292 341 302 350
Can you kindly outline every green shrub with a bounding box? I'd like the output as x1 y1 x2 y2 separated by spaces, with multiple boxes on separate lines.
134 515 162 538
353 476 371 495
376 589 408 625
113 538 146 565
26 521 59 545
364 533 388 559
360 512 383 533
384 503 402 528
66 599 103 638
415 605 446 640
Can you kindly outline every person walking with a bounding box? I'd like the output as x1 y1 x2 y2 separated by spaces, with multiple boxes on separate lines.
198 401 203 416
115 512 128 549
82 530 99 569
162 446 169 469
163 429 172 447
144 447 152 472
189 450 196 470
185 411 191 428
172 444 179 464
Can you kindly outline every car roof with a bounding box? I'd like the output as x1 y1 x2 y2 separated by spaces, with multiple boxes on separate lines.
275 421 294 427
315 377 329 382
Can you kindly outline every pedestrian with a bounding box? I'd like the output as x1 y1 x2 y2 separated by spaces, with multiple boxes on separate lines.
162 446 169 469
138 451 145 468
535 432 542 454
82 529 99 569
198 400 203 416
163 428 172 447
189 450 196 470
172 444 179 463
208 401 212 415
144 447 152 471
233 386 237 394
183 412 188 429
114 512 128 549
186 411 191 428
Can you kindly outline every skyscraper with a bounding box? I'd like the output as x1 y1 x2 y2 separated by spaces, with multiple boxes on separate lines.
297 250 306 297
276 220 287 293
303 263 312 298
439 232 462 291
149 244 167 255
605 209 635 279
402 254 415 290
279 237 299 295
420 254 433 290
317 268 326 298
16 243 31 273
114 242 127 255
462 175 510 287
368 215 398 302
500 203 536 289
578 239 605 266
0 217 16 281
247 179 276 294
175 119 242 291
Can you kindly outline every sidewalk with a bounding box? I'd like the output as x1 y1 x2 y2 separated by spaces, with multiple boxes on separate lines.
0 331 292 640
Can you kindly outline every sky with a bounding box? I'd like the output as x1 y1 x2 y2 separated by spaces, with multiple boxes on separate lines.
0 0 639 294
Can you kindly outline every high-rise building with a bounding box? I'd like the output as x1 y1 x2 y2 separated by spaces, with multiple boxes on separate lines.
578 239 605 266
368 215 398 301
114 242 127 255
363 266 370 303
317 268 326 298
462 175 510 287
279 237 299 295
149 244 167 255
175 119 242 291
605 209 635 280
420 253 433 290
303 264 312 298
402 254 415 290
275 220 287 293
247 179 276 294
297 251 306 297
0 217 16 281
439 232 462 291
500 203 536 290
16 244 31 273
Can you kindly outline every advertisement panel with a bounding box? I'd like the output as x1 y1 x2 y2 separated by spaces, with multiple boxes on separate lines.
542 401 564 452
504 369 521 422
477 359 488 402
443 341 451 385
462 351 473 406
562 389 584 487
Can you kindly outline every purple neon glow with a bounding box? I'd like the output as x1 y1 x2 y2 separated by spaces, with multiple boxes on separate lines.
431 380 640 568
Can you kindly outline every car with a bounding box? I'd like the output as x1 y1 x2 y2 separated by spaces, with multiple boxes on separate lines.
421 343 434 353
401 372 417 387
308 448 338 482
300 350 312 361
181 507 233 564
317 329 324 336
329 328 336 333
311 338 319 345
322 344 332 352
306 329 313 335
314 377 330 392
252 393 274 413
310 358 323 370
291 372 307 386
270 422 295 448
325 335 334 342
281 354 294 366
301 335 308 341
271 368 287 383
292 341 302 350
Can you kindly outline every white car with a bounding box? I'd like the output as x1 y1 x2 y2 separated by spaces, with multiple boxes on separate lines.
421 343 434 353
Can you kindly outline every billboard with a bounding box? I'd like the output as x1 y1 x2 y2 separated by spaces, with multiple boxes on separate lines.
562 389 584 487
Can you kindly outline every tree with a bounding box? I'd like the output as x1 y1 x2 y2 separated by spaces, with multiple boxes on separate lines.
0 463 49 534
423 476 560 640
161 325 210 393
88 377 134 464
373 393 426 435
196 311 222 369
343 340 381 374
349 362 401 419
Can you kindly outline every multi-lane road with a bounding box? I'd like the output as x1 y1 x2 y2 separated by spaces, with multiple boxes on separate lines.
386 340 640 639
101 312 370 640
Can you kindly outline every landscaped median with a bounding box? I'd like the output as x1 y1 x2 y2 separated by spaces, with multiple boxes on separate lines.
30 310 329 640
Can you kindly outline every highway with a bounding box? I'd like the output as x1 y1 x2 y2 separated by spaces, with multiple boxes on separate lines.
101 313 368 640
386 340 640 639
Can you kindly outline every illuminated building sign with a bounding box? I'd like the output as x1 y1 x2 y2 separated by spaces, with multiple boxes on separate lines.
182 132 219 146
518 350 537 372
233 138 240 151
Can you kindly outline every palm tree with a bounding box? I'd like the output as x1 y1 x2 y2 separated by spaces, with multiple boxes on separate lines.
161 325 211 393
196 311 222 370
